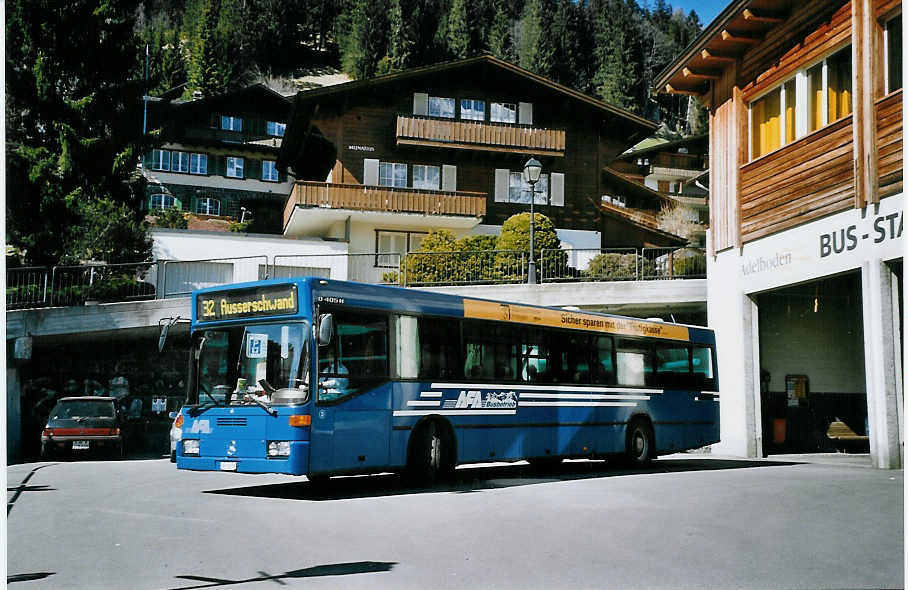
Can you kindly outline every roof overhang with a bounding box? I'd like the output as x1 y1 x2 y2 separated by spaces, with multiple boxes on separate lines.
654 0 806 98
284 206 481 237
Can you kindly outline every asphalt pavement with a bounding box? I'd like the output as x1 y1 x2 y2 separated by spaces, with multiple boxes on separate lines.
6 453 904 589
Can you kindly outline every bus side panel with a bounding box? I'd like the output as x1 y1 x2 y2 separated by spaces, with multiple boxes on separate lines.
649 391 720 454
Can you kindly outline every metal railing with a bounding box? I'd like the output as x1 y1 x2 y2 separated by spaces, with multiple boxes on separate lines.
7 247 707 310
541 247 706 282
402 250 528 287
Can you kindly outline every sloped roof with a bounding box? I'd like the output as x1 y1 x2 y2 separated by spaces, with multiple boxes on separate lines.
599 202 688 246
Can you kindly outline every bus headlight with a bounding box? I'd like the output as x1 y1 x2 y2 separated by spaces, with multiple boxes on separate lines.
267 441 290 458
183 439 200 456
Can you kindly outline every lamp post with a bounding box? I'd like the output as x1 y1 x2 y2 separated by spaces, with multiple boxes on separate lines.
522 157 542 284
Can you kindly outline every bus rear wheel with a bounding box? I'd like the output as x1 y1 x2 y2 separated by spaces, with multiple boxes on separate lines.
624 419 655 466
407 420 455 485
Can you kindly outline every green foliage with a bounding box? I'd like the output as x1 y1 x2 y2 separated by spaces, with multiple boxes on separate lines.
154 207 189 229
228 220 251 232
6 0 148 266
496 212 565 282
381 271 400 284
586 253 649 280
670 248 706 277
516 0 555 78
446 0 473 59
64 198 154 265
86 274 156 302
488 0 515 61
341 0 390 79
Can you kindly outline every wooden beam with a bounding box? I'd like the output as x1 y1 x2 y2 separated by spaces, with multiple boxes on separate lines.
683 67 721 81
665 83 707 97
721 29 764 44
742 8 786 24
701 49 738 63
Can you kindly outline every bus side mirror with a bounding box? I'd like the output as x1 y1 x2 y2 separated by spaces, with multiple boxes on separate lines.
317 314 334 347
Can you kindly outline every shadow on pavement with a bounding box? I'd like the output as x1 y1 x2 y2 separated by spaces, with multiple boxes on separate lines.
167 561 396 589
204 457 800 502
7 572 55 584
7 464 57 515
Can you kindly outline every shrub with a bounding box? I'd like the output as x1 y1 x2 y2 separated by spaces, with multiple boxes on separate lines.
586 253 650 280
381 271 399 284
228 220 251 232
495 213 564 282
153 207 188 229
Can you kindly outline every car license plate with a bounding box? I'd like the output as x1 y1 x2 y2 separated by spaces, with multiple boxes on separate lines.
219 461 237 471
72 440 90 450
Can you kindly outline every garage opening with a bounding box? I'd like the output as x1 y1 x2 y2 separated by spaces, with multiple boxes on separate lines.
757 272 867 454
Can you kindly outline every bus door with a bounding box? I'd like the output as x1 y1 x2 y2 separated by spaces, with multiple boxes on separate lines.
310 310 392 474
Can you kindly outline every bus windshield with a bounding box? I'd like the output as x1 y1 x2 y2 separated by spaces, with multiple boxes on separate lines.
193 322 309 406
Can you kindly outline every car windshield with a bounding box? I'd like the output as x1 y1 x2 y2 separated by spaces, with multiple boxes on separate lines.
193 322 308 406
52 400 115 419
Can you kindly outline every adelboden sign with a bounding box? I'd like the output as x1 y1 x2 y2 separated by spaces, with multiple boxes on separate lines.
196 284 298 322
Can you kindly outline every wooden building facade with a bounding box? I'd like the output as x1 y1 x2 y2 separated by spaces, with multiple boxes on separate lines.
279 56 658 266
657 0 903 467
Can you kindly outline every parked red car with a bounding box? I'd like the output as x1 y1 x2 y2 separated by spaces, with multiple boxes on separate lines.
41 397 124 459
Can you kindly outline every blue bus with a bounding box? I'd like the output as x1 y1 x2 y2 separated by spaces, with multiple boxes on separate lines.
175 277 719 481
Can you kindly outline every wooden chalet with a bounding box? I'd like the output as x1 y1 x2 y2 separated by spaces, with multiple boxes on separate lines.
656 0 902 468
279 55 657 256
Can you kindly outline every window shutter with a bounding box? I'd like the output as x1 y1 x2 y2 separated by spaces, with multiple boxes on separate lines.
364 158 379 185
442 165 457 192
494 169 509 202
550 172 565 206
249 159 260 180
413 93 429 116
519 102 533 125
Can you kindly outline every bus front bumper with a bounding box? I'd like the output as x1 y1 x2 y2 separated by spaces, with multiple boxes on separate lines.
176 440 309 475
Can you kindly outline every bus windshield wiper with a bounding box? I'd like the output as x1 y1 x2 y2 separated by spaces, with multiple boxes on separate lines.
246 394 277 417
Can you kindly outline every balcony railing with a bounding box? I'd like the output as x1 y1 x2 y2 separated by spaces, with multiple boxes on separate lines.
285 181 487 228
396 115 566 156
7 247 706 310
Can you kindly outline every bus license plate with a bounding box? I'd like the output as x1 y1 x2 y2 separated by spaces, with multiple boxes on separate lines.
219 461 237 471
72 441 90 450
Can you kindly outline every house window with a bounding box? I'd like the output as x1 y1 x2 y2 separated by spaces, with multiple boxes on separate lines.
150 194 178 210
491 102 517 123
172 151 190 173
428 97 455 118
262 160 280 182
151 149 170 171
460 99 485 121
266 121 286 137
220 116 243 131
749 46 852 161
412 165 440 190
379 162 407 188
196 197 220 216
886 15 902 93
226 157 244 178
376 230 427 267
508 171 549 204
190 153 208 175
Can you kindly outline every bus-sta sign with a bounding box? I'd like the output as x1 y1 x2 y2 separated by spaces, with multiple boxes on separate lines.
197 285 298 322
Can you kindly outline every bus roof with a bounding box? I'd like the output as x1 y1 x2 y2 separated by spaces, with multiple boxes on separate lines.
193 277 714 344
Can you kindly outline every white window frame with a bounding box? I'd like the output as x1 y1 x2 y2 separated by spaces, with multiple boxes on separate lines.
172 151 190 173
428 96 455 118
190 153 208 175
375 230 428 268
491 102 517 123
151 149 170 171
195 197 220 216
262 160 280 182
412 164 440 190
885 14 902 94
266 121 286 137
460 99 485 121
508 171 549 205
150 193 178 210
748 44 852 161
226 156 244 179
379 162 408 188
220 115 243 131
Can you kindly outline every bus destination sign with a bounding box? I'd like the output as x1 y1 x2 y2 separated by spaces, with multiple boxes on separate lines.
197 285 298 322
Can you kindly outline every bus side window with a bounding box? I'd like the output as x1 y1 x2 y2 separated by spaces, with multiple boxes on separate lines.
615 338 653 387
521 329 551 382
591 336 615 385
417 317 462 380
463 321 517 381
654 343 691 388
691 346 715 389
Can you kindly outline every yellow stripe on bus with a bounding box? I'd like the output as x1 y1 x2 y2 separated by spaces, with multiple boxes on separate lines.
462 299 689 341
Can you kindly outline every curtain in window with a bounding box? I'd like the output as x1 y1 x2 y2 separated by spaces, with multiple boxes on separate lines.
752 89 780 158
826 48 852 123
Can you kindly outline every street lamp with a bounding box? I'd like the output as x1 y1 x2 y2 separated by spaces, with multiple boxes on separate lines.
523 157 542 284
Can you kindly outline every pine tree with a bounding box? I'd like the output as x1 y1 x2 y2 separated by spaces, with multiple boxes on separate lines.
446 0 472 59
6 0 151 265
387 0 416 70
188 0 225 96
591 0 637 110
488 0 515 62
516 0 555 77
340 0 390 79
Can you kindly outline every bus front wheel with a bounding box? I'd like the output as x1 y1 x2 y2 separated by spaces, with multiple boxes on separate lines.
624 419 655 465
407 420 455 485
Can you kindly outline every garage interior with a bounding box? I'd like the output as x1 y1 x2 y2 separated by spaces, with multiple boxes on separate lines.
757 272 868 454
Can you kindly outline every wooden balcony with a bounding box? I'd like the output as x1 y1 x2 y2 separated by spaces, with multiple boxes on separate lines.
396 115 566 156
877 90 902 198
284 181 487 235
